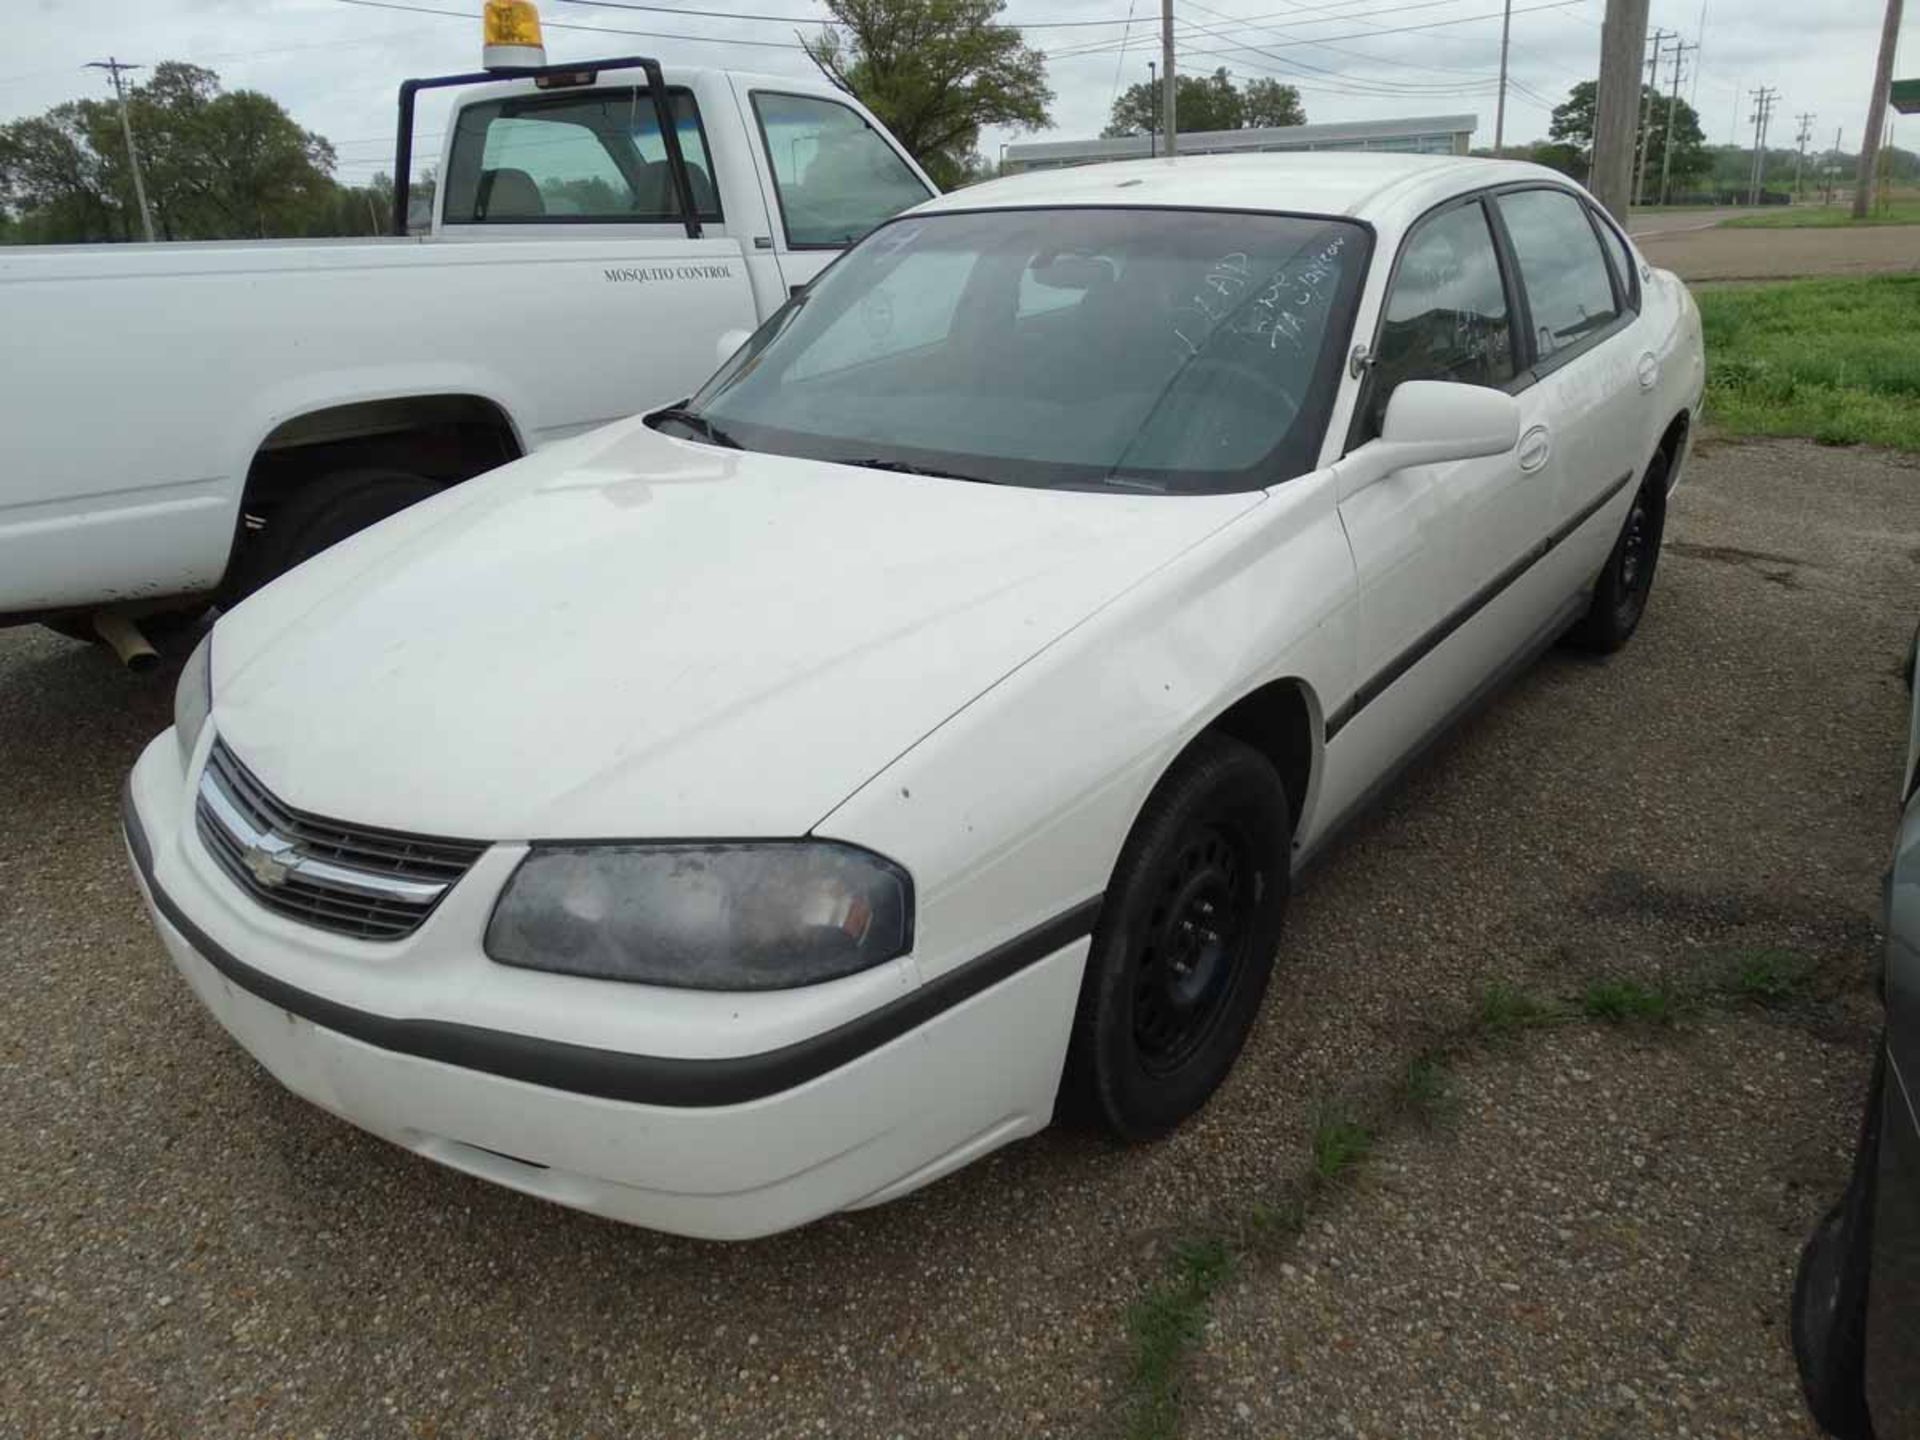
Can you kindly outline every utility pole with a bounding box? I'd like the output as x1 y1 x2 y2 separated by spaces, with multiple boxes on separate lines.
84 58 156 243
1792 111 1815 198
1148 60 1158 157
1747 86 1778 205
1592 0 1653 221
1658 41 1696 206
1494 0 1514 152
1826 124 1842 204
1852 0 1903 219
1633 29 1672 209
1161 0 1177 157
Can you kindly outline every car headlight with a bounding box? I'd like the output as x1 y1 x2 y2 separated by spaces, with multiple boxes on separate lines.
484 842 913 989
173 632 213 770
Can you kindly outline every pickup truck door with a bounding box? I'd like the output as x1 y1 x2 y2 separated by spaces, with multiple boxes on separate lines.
1325 196 1541 766
727 81 935 297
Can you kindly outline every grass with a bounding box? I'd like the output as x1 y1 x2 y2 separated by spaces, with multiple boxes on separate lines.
1580 979 1683 1025
1310 1110 1375 1180
1125 1237 1233 1440
1396 1052 1454 1125
1477 981 1559 1038
1721 200 1920 229
1697 275 1920 451
1725 948 1819 1006
1117 955 1841 1438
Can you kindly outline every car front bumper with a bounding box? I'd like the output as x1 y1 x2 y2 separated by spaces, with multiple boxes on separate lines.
123 733 1092 1239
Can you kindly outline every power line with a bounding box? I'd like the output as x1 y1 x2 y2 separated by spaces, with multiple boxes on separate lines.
331 0 813 48
83 57 156 242
1656 39 1695 205
1748 84 1778 204
1052 0 1587 64
1793 109 1815 197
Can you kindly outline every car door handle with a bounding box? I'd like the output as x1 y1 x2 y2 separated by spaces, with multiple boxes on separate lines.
1636 352 1660 391
1518 424 1552 473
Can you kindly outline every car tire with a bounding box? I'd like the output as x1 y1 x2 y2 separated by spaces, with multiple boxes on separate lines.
1566 451 1670 654
1058 732 1292 1142
1792 1043 1883 1440
227 468 443 601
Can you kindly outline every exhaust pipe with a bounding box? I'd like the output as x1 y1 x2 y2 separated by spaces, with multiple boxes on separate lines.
92 611 160 673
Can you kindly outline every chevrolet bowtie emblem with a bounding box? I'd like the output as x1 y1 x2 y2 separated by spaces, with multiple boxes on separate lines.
241 836 298 889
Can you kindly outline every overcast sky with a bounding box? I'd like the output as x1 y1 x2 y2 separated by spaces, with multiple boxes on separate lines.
3 0 1910 185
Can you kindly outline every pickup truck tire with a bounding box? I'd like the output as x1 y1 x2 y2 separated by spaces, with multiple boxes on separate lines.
230 468 443 600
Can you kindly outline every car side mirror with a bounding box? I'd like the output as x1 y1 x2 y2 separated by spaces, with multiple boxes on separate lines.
1340 380 1522 492
715 328 753 367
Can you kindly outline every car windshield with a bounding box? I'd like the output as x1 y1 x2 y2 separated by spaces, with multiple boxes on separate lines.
676 206 1368 493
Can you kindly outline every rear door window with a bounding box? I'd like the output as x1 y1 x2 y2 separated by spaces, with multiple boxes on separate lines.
751 92 932 249
1589 206 1641 310
444 88 721 223
1495 188 1621 361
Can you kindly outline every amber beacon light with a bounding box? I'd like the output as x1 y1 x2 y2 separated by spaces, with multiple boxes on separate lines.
483 0 547 70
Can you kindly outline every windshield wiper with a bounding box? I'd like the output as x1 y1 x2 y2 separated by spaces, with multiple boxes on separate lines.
831 457 998 484
651 407 742 450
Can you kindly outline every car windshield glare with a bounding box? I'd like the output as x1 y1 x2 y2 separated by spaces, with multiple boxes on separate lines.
684 207 1368 493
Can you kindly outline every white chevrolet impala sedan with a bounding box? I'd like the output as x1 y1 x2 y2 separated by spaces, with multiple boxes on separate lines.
125 154 1705 1239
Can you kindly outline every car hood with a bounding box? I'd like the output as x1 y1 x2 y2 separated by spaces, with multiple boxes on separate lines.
211 418 1261 840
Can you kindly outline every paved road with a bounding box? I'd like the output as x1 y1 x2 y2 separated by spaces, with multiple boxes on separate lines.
1626 207 1748 238
4 439 1915 1437
1635 219 1920 282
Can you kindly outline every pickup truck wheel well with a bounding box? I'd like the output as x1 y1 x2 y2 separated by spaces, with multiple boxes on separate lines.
1200 679 1316 832
227 394 522 592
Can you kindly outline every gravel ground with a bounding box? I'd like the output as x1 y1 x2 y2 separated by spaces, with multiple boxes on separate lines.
1188 1019 1873 1440
1 437 1914 1437
1633 222 1920 281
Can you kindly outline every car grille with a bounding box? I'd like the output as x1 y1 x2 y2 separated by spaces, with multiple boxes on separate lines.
194 738 489 941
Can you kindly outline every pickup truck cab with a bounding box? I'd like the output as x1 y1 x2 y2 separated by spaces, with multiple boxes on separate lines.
0 42 933 653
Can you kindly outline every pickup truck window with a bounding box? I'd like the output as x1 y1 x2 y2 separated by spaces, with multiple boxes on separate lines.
751 92 932 249
443 88 721 224
682 207 1367 494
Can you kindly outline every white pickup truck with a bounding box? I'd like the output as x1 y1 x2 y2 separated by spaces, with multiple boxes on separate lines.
0 44 933 656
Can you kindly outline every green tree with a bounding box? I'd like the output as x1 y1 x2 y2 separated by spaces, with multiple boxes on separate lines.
0 62 338 242
1241 77 1307 129
1549 79 1707 198
802 0 1052 190
0 104 124 241
1529 140 1586 180
1104 67 1305 138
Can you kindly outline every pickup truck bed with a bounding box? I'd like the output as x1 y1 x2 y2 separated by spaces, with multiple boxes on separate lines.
4 234 757 612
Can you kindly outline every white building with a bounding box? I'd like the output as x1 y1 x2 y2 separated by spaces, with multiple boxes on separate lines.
1003 114 1478 174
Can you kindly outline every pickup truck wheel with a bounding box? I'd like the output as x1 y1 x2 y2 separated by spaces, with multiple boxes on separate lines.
1059 733 1291 1141
1791 1043 1882 1440
1565 452 1670 654
230 468 443 600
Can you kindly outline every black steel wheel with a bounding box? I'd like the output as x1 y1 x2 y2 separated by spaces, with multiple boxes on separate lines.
1566 451 1670 654
1132 823 1255 1075
1059 733 1292 1141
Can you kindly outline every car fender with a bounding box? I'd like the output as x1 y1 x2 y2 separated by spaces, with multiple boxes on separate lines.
815 469 1356 989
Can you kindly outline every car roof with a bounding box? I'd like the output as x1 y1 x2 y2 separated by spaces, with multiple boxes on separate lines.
916 152 1578 227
